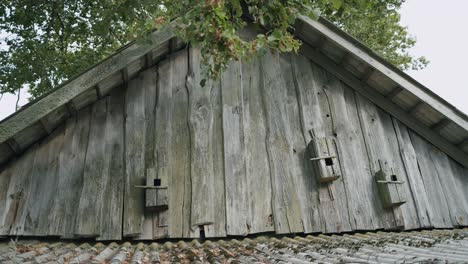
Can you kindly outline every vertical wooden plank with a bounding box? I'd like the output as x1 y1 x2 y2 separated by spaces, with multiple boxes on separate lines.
355 93 420 230
75 99 109 237
48 108 91 238
221 59 250 236
259 51 303 234
325 76 381 231
187 47 215 229
98 87 125 241
282 53 338 234
291 54 351 233
167 49 194 238
35 126 66 236
1 147 36 236
449 159 468 225
124 73 147 237
153 60 173 238
241 55 274 234
0 163 13 236
392 118 433 228
409 131 453 228
429 145 468 226
206 76 227 238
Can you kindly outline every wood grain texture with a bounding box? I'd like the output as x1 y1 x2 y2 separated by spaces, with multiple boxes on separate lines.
241 55 274 234
187 48 215 228
355 93 419 230
221 59 250 236
260 52 303 234
76 99 109 237
49 108 91 238
291 54 350 233
392 118 433 228
124 72 147 237
0 162 13 236
409 131 453 228
324 75 381 231
1 146 37 236
98 87 125 241
167 49 194 238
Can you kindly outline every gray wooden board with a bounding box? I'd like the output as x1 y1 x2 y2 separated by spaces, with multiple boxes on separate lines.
241 55 274 234
75 98 109 237
282 53 333 233
47 108 91 238
428 144 468 226
187 48 216 228
0 162 13 235
448 159 468 225
259 51 304 234
355 93 420 230
153 59 173 238
124 72 147 237
35 126 66 236
1 146 37 236
221 59 250 236
205 73 227 238
391 118 433 228
290 54 351 233
324 74 381 231
136 67 158 240
14 129 59 236
408 131 453 228
98 87 125 241
166 49 195 238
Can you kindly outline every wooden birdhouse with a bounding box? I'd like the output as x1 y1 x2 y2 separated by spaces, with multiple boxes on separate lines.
375 160 406 208
307 137 341 183
136 168 168 211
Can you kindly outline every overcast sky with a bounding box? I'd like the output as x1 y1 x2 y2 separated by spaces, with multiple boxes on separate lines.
0 0 467 120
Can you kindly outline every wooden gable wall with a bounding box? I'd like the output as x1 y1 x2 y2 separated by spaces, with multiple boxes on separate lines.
0 47 467 240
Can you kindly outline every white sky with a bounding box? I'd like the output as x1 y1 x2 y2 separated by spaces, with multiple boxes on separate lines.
0 0 467 120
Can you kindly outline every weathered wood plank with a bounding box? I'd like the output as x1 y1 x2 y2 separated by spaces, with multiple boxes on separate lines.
205 74 227 238
355 93 420 230
392 118 433 228
241 55 274 234
75 99 109 237
290 54 351 233
47 108 91 238
221 59 250 236
167 49 194 238
35 126 66 236
408 131 453 228
260 52 303 234
429 145 468 226
124 72 147 237
98 87 125 241
1 146 37 236
187 48 215 229
0 163 13 236
283 53 337 234
153 60 173 239
448 159 468 224
324 75 381 231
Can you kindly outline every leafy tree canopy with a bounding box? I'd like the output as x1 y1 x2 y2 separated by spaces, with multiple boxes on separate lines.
0 0 427 100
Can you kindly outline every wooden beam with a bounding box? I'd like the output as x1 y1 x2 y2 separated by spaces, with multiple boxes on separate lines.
458 138 468 150
431 118 451 134
298 15 468 133
121 67 129 84
65 101 77 116
144 52 154 69
338 53 351 66
0 20 177 145
386 86 404 100
39 118 52 135
299 43 468 168
360 66 374 82
408 101 424 116
6 138 21 154
95 85 102 100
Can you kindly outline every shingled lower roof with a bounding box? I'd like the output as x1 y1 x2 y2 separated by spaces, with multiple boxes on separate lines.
1 229 468 263
0 17 467 168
